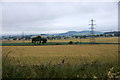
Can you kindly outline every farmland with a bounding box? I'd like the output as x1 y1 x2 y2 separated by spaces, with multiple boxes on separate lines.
2 37 119 43
2 44 120 78
1 37 119 46
2 1 120 78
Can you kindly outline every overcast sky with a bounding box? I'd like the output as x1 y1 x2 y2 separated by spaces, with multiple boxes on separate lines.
2 2 118 35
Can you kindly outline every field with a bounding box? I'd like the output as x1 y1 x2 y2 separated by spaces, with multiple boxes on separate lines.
2 37 119 43
2 44 120 79
1 37 119 46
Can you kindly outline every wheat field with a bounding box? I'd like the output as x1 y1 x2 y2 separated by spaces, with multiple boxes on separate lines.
2 44 118 65
2 42 119 78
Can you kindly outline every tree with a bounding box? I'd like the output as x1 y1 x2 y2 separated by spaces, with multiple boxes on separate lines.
68 41 73 44
42 39 47 44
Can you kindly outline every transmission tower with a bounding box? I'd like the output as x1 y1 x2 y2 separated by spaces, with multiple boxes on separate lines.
22 32 25 43
89 19 96 43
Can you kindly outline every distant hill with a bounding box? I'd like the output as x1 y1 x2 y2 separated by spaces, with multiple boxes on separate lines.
2 30 104 39
55 30 103 36
104 31 120 34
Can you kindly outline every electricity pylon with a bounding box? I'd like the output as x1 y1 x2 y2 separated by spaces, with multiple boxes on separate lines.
22 32 25 43
89 19 96 43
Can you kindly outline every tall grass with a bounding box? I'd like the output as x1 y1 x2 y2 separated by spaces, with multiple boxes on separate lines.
3 60 120 78
2 45 120 79
2 51 120 79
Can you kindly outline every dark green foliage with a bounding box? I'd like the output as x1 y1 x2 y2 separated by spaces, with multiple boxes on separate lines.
42 38 47 44
68 41 73 44
3 57 119 79
32 36 47 45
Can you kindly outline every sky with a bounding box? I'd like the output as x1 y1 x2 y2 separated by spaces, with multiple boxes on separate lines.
2 2 118 35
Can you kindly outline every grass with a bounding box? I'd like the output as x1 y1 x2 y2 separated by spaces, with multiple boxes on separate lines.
2 44 120 79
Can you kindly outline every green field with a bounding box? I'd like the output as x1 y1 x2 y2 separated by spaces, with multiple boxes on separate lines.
1 42 120 46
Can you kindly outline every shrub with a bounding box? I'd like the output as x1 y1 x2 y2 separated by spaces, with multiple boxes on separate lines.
68 41 73 44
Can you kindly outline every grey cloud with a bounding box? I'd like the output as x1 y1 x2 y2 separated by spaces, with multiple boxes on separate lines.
2 2 118 35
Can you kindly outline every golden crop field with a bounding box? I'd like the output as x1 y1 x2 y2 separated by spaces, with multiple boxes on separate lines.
2 44 120 78
2 44 118 65
2 37 119 43
49 37 119 43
